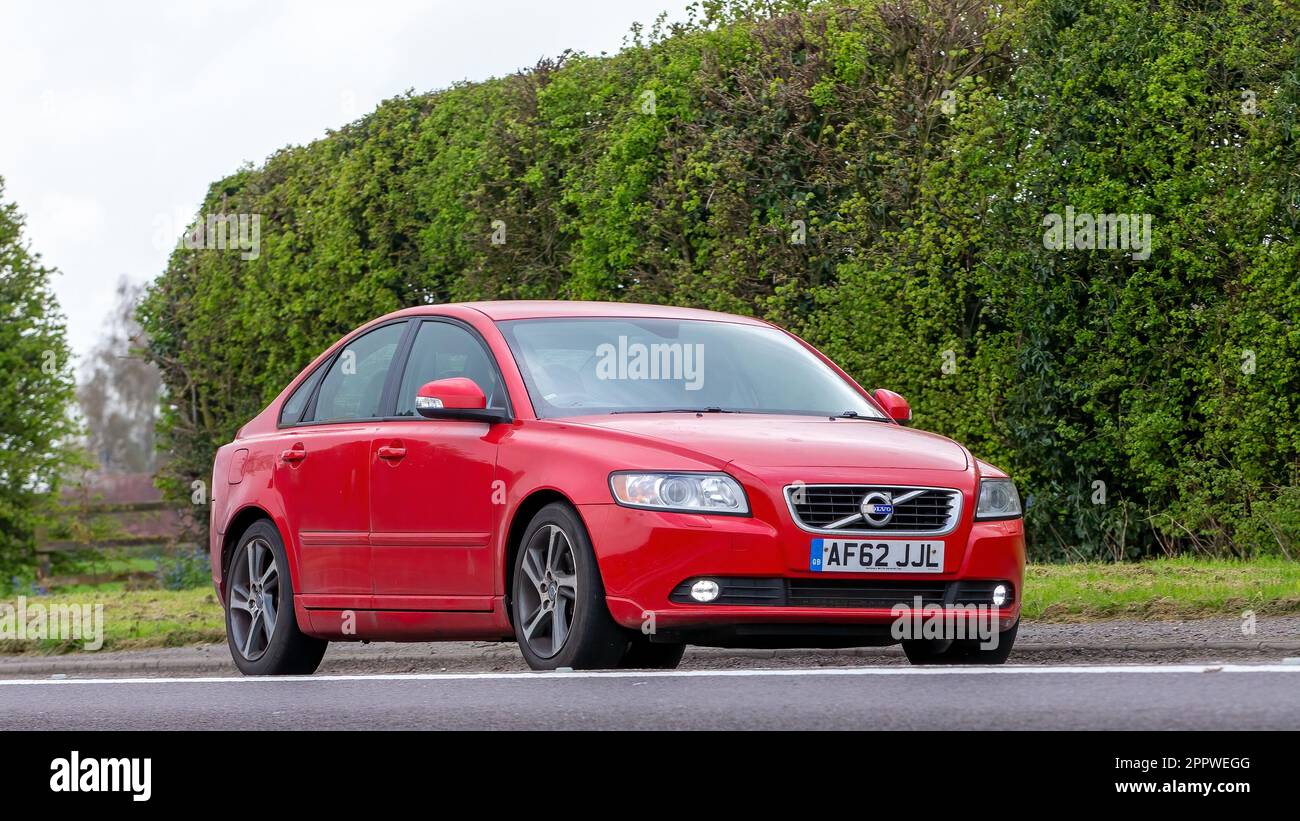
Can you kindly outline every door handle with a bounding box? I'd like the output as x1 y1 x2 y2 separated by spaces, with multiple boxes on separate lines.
280 447 307 463
377 445 407 461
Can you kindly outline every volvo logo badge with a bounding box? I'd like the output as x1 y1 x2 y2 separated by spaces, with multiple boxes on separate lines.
860 491 895 527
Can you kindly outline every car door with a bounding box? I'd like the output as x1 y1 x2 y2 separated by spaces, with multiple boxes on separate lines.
368 318 506 607
274 320 408 606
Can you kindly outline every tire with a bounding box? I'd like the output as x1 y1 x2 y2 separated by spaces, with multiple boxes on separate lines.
511 502 627 670
900 637 957 665
619 636 686 669
949 618 1018 665
901 619 1019 666
224 520 327 676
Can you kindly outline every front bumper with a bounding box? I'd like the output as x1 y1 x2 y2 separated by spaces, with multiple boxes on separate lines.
579 502 1025 641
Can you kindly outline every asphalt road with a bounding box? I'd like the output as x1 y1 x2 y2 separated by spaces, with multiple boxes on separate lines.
3 664 1298 730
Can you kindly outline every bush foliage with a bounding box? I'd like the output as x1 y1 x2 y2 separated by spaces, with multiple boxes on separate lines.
140 0 1300 559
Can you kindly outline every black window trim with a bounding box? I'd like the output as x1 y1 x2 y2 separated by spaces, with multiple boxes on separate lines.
389 316 514 422
277 360 326 427
276 315 513 429
277 318 413 429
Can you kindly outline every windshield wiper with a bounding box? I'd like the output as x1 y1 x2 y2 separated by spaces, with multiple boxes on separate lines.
611 406 736 414
830 410 888 422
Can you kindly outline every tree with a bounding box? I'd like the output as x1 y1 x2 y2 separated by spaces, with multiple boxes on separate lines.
0 175 79 578
78 277 162 474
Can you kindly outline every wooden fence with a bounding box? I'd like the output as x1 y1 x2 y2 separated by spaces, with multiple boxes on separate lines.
36 500 200 585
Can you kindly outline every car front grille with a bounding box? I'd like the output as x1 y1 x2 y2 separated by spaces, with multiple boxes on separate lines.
786 579 948 609
785 485 961 534
669 578 1010 608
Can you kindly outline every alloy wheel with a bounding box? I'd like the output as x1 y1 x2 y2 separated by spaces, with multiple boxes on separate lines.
517 524 579 658
229 538 280 661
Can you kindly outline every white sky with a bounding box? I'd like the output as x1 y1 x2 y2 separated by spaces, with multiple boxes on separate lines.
0 0 693 364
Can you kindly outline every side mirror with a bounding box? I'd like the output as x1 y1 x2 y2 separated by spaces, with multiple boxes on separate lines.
416 378 509 423
873 388 911 423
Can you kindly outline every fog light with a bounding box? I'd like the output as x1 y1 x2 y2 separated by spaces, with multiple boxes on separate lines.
690 579 720 603
992 583 1010 607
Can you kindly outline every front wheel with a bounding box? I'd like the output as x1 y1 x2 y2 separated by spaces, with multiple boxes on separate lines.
901 619 1018 666
900 637 956 665
619 635 686 669
511 503 627 670
225 520 327 675
949 619 1018 664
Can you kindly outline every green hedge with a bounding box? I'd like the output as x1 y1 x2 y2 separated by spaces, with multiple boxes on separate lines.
139 0 1300 559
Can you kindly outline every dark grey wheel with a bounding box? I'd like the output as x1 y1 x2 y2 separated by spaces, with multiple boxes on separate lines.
619 636 686 669
516 524 579 659
228 536 280 661
224 520 327 676
901 619 1018 665
949 619 1019 664
510 502 627 670
900 636 956 665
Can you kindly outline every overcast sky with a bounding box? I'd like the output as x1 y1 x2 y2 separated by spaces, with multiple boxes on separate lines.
0 0 693 366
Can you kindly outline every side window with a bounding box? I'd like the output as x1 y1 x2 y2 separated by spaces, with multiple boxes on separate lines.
395 321 504 417
309 323 406 422
279 366 324 425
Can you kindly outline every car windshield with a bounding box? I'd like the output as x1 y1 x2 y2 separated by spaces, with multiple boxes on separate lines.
497 317 883 419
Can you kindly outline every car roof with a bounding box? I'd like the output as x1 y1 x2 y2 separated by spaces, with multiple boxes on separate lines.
390 300 769 325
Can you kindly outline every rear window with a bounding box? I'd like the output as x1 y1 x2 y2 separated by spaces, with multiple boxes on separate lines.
279 366 323 425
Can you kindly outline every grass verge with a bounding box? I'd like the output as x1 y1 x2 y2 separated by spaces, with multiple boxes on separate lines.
0 587 224 654
1023 558 1300 621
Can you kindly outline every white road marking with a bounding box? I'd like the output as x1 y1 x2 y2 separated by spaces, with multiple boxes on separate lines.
1 663 1299 686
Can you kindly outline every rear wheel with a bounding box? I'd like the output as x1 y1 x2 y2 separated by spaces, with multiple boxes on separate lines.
619 636 686 669
225 520 327 676
511 503 627 670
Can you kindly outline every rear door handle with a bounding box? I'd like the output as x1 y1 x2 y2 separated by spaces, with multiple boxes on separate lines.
377 445 407 461
280 447 307 463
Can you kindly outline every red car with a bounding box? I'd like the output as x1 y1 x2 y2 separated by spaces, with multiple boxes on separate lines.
210 301 1025 674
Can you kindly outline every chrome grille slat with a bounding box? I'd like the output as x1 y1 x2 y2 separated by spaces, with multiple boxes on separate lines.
784 484 962 536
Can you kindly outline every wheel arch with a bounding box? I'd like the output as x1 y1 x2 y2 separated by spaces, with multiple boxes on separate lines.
219 505 278 600
502 488 584 625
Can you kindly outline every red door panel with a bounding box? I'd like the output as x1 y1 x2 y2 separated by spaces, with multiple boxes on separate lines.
368 421 498 602
273 425 373 600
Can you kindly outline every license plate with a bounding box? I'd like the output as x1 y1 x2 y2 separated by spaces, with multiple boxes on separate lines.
810 539 944 573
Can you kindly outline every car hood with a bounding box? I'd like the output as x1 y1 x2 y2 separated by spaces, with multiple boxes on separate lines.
565 413 969 471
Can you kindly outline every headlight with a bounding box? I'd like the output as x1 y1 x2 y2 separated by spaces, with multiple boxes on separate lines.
975 478 1022 520
609 472 750 515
